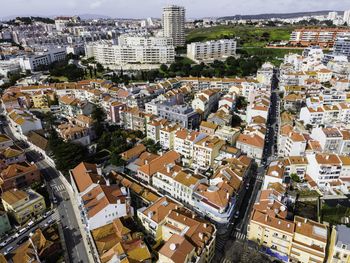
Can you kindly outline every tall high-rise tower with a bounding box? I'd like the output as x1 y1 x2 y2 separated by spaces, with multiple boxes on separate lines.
162 5 185 47
344 10 350 25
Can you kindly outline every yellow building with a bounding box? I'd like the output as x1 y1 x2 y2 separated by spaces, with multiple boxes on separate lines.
290 216 328 263
247 189 329 263
2 188 46 224
32 92 49 109
328 225 350 263
247 196 295 259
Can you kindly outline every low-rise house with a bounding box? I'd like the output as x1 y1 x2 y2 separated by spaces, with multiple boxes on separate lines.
0 162 41 192
120 106 148 134
207 109 232 127
69 162 131 230
290 216 328 263
91 218 152 263
236 133 265 163
11 228 61 263
7 108 42 137
158 234 196 263
263 160 286 189
192 136 225 170
0 146 26 170
120 144 146 163
56 123 91 146
136 150 180 184
137 196 179 239
200 121 218 135
283 156 309 180
2 188 46 224
0 134 13 150
215 126 240 146
59 95 94 118
160 208 217 263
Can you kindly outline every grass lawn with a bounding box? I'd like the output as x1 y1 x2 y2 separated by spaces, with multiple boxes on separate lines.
50 76 68 82
186 25 294 48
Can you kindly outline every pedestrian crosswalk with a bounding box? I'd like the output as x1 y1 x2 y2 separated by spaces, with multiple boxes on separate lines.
51 184 65 192
233 231 246 240
50 211 60 221
222 259 232 263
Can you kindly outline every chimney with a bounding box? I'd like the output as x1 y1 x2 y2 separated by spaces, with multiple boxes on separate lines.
304 218 307 223
145 160 149 165
199 233 204 240
167 164 171 173
226 193 229 200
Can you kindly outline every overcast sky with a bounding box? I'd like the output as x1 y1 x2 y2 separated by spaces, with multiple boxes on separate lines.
0 0 349 18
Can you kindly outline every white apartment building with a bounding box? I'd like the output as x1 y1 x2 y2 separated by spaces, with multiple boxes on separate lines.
192 136 225 170
152 164 205 206
311 127 343 154
6 108 42 138
0 59 20 76
70 162 131 230
306 153 342 186
85 36 175 69
187 39 237 62
191 89 221 118
236 133 265 163
162 5 185 47
174 129 207 165
344 10 350 25
19 47 66 72
283 132 307 157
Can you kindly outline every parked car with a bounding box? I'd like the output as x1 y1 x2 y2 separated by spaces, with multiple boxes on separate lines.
17 236 29 245
4 246 13 255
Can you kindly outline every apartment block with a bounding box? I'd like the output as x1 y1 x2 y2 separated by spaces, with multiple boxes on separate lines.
2 188 46 225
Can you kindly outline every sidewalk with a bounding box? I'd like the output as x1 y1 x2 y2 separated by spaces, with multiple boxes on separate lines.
59 173 97 263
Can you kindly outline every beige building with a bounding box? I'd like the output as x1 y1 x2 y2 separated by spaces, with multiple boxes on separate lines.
2 188 46 224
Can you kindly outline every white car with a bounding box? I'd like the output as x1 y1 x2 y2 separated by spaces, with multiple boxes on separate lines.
4 246 13 255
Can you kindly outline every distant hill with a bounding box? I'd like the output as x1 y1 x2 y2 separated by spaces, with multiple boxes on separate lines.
219 10 344 20
77 14 112 20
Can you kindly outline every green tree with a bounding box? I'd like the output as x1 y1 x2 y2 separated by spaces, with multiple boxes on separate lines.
91 105 106 137
110 151 126 166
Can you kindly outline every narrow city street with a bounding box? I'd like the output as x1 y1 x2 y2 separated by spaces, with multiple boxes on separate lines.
0 113 91 263
219 69 281 262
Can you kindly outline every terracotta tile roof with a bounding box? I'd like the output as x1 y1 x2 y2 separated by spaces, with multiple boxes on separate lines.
314 153 341 165
237 133 265 149
158 234 194 263
1 162 38 180
27 130 49 151
294 216 327 243
200 121 218 130
0 134 12 144
141 196 179 224
251 209 295 234
121 144 146 161
71 162 105 193
82 185 126 218
138 151 180 176
1 188 28 205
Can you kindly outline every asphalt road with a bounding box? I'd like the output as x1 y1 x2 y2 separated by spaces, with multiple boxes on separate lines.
0 210 59 256
25 150 91 263
220 69 281 262
0 111 91 263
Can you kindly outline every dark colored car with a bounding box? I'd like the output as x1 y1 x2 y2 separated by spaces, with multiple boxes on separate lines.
16 236 29 245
